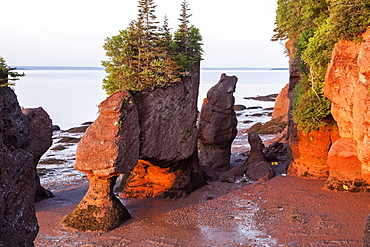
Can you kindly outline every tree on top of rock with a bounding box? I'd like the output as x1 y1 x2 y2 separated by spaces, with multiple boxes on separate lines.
174 0 203 76
0 57 25 86
102 0 203 95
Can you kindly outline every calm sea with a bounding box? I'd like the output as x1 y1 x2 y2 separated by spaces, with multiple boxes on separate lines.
13 67 288 129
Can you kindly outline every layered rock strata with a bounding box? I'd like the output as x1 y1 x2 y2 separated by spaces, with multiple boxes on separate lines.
198 73 238 172
63 91 139 231
22 107 54 201
0 87 39 246
324 30 370 191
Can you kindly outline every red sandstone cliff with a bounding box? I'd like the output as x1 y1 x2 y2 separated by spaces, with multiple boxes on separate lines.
324 30 370 191
287 29 370 191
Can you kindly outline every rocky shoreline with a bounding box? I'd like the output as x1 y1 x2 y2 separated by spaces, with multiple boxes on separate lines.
37 94 283 194
32 86 370 246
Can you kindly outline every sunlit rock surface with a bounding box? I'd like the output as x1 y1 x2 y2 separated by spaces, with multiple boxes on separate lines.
272 83 289 122
120 159 178 198
288 126 340 179
324 30 370 191
63 91 139 231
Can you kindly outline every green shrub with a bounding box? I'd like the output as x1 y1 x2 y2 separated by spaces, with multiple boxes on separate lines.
273 0 370 132
292 83 332 132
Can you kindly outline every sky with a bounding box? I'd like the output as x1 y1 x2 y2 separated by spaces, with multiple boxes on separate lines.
1 0 288 68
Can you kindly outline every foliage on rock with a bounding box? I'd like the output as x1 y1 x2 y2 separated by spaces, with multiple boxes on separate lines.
0 57 25 86
273 0 370 132
102 0 203 94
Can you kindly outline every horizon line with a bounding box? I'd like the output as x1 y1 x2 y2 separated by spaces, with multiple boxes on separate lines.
13 65 288 71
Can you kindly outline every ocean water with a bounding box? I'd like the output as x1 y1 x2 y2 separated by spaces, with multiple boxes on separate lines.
13 67 288 129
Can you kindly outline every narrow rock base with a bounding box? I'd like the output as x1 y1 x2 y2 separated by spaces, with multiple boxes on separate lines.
198 143 232 172
63 176 130 232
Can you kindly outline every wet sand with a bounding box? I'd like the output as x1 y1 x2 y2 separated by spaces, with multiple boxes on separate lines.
35 175 370 246
35 104 369 246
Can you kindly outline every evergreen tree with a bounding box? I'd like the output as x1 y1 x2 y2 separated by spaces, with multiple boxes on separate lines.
102 0 203 94
0 57 25 86
102 21 142 93
174 0 203 76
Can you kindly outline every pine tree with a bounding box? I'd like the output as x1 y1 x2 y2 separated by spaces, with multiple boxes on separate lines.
174 0 203 75
0 57 25 86
101 0 203 94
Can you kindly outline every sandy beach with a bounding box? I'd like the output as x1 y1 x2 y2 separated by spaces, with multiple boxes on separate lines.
33 101 370 246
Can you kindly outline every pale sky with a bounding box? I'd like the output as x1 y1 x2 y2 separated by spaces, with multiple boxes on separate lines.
1 0 288 68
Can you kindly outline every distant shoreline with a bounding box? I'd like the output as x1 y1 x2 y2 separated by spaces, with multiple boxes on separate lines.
15 66 288 71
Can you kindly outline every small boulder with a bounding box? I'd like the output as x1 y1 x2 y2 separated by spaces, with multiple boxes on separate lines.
234 104 246 111
66 125 89 133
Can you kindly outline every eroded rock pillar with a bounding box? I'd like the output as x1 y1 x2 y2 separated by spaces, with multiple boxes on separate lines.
198 73 238 172
63 175 130 232
63 91 140 231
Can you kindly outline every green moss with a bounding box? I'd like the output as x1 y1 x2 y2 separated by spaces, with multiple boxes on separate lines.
63 199 130 232
181 128 193 143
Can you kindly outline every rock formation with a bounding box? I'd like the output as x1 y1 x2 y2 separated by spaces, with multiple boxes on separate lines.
65 65 206 231
272 83 290 122
22 107 54 202
323 30 370 191
288 126 340 179
285 40 341 180
0 87 39 246
286 30 370 192
63 91 139 231
243 131 275 181
120 159 177 198
120 64 205 199
198 73 238 172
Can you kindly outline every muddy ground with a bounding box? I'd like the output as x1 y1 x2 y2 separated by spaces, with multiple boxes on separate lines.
35 175 370 246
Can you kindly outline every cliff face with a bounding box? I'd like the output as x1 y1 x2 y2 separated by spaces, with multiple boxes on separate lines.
324 30 370 191
0 87 39 246
288 30 370 191
286 42 339 180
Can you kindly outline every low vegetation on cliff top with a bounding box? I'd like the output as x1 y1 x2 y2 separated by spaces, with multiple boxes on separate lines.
102 0 203 94
273 0 370 132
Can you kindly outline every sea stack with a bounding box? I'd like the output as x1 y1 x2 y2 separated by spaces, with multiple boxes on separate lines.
63 91 139 231
198 73 238 172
